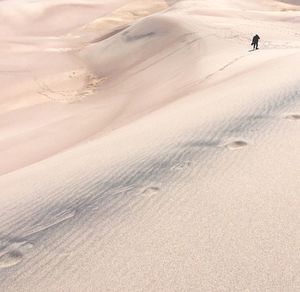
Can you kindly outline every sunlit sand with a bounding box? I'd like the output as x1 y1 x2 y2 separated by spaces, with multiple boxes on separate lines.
0 0 300 291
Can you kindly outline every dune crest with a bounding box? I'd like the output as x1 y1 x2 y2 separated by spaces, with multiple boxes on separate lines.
80 15 191 77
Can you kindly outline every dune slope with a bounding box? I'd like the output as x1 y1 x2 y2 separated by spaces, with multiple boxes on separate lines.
0 0 300 291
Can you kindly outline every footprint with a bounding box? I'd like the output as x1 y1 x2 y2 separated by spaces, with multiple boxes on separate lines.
0 240 33 269
225 140 248 150
171 161 192 170
285 114 300 120
0 239 33 255
0 250 23 268
139 187 160 198
6 241 33 252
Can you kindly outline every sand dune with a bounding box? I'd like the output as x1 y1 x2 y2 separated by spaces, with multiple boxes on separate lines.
279 0 300 4
80 15 192 76
0 0 300 291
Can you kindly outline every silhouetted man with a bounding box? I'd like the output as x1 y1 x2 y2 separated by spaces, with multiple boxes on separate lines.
251 34 260 50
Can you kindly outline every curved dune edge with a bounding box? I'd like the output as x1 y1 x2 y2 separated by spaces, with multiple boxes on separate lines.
79 15 191 77
76 0 170 41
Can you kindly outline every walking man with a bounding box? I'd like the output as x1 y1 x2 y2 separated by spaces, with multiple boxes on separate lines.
251 34 260 50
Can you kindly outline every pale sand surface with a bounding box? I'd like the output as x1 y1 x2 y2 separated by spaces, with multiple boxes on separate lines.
0 0 300 291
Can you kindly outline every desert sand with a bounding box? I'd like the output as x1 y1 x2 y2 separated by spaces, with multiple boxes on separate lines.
0 0 300 291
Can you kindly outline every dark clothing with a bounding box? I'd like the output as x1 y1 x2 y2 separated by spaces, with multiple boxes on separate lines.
252 35 260 43
251 34 260 50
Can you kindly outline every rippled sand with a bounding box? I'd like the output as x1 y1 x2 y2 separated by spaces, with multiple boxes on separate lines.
0 0 300 291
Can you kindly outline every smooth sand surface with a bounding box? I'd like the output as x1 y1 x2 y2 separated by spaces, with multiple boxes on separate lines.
0 0 300 291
